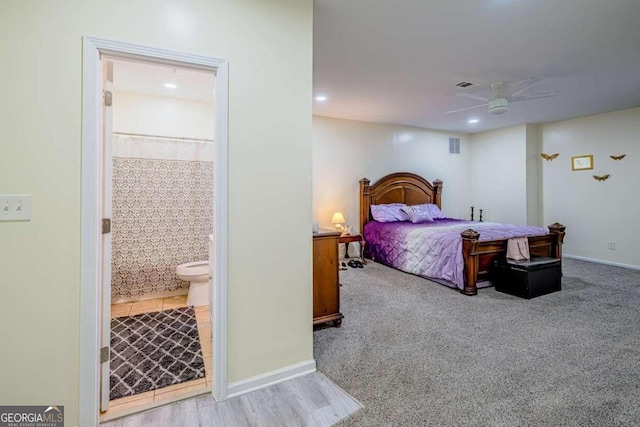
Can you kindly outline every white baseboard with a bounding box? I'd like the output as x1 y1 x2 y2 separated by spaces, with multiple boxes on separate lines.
227 359 316 399
563 254 640 271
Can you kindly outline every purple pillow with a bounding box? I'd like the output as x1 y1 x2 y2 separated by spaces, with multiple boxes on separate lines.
371 203 409 222
401 205 435 224
420 203 446 219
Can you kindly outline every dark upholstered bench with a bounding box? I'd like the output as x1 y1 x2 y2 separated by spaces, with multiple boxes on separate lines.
493 256 562 299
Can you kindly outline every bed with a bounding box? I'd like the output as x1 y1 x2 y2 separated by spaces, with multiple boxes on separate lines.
359 172 566 296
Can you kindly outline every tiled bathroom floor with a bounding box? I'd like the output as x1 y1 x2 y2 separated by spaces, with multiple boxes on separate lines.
103 295 212 417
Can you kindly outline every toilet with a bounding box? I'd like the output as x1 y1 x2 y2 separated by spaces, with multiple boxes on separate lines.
176 261 210 306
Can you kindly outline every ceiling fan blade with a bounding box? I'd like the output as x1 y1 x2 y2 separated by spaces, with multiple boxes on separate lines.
446 103 488 114
456 92 490 102
510 91 560 102
510 77 544 97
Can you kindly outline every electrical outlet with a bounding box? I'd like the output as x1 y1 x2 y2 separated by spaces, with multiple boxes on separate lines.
608 242 615 250
0 195 32 221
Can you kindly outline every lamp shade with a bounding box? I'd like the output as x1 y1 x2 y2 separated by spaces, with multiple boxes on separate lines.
331 212 346 224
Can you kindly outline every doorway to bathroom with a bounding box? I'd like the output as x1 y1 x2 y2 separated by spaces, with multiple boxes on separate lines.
80 37 229 426
97 57 216 420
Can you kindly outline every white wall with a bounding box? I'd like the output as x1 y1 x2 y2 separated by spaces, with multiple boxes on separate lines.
113 91 215 140
541 107 640 267
313 116 472 233
0 1 312 425
525 124 541 226
469 125 528 224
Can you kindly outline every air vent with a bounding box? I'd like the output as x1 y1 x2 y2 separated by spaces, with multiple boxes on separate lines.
449 138 460 155
455 82 474 88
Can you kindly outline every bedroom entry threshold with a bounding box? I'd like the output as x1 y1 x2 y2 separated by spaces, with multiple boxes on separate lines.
100 383 210 423
100 372 362 426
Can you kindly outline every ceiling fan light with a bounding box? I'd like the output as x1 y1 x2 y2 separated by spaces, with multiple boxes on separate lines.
488 98 509 115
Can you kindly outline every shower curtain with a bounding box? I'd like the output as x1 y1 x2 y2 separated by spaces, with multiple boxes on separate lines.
111 134 214 300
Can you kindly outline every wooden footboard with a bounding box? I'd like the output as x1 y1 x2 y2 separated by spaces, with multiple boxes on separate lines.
460 223 566 296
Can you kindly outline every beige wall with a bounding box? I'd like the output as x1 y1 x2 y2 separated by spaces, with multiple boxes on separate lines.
0 1 313 425
113 91 215 140
525 124 542 226
541 107 640 267
313 116 472 238
469 125 529 224
469 124 542 226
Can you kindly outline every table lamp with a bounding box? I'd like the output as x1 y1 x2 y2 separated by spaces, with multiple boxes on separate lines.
331 212 346 232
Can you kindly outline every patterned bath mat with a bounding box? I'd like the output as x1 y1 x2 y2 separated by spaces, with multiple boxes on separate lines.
110 306 205 400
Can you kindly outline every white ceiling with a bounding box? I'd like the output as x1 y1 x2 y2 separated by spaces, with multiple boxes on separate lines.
112 59 215 103
313 0 640 133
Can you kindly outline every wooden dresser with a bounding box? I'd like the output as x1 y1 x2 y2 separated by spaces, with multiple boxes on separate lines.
313 230 343 327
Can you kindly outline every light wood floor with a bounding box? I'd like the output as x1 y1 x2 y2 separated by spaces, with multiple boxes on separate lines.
101 372 361 427
103 295 211 418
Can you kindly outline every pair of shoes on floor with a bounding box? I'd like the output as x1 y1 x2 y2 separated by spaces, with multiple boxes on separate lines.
347 260 364 268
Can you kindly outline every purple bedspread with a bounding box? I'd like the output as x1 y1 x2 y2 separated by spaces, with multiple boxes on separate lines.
364 219 547 289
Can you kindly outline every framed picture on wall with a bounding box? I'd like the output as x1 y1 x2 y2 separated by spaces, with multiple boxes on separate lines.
571 155 594 171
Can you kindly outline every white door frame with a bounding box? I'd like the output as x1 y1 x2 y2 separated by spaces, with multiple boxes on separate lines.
79 36 229 427
99 61 114 412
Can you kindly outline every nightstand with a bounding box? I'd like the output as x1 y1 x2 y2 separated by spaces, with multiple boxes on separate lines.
338 234 366 264
313 230 343 327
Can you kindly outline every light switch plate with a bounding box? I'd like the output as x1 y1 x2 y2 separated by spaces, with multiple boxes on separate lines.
0 194 32 221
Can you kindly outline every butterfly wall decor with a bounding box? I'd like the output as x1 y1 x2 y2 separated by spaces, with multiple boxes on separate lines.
592 174 610 182
610 154 626 161
541 153 559 161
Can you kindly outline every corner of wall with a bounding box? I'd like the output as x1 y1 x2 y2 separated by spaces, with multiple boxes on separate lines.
525 124 542 226
467 125 528 224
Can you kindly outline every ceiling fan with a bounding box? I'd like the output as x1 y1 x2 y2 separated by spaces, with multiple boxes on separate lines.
446 77 560 115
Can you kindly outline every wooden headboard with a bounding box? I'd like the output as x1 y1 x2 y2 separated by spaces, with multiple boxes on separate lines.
359 172 443 232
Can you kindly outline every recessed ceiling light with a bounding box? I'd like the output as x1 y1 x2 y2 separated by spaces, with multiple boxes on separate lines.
468 118 479 124
315 95 328 101
164 83 177 89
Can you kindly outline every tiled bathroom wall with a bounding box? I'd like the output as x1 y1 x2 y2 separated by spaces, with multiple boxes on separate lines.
111 135 213 300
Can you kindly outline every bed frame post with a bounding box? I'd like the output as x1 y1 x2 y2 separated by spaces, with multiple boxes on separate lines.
461 229 480 296
433 179 443 209
359 178 371 235
548 223 566 259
